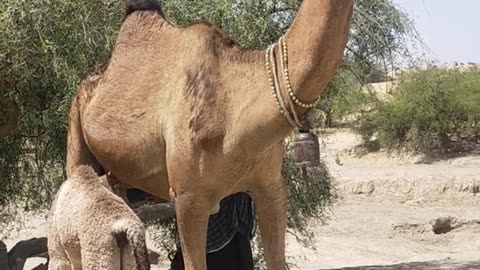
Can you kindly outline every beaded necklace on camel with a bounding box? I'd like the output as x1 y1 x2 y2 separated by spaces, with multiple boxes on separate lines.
265 37 321 168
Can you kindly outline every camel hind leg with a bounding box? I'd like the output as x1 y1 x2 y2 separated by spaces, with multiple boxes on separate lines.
66 84 104 177
80 234 121 270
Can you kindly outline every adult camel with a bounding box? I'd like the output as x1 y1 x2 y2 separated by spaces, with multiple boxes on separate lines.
66 0 354 269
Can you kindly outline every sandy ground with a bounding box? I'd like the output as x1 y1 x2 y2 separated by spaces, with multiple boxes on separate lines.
286 129 480 269
2 211 48 269
3 129 480 269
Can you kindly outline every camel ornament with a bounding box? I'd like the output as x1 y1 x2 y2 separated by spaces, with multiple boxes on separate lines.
293 130 321 167
265 36 321 168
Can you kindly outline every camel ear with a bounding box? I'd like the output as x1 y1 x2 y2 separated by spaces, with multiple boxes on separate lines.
0 100 19 138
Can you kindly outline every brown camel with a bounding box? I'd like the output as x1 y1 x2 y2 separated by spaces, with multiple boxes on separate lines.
48 166 150 270
66 0 353 269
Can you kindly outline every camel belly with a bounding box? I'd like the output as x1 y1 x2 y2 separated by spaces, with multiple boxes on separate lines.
81 101 170 200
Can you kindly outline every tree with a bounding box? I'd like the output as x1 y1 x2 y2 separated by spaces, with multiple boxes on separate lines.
322 0 420 127
0 0 124 209
0 0 418 264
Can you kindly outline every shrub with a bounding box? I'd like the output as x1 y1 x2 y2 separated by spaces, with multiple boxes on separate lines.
359 68 480 152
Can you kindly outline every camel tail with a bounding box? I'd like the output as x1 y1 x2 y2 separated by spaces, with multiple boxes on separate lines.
125 0 165 19
112 219 150 270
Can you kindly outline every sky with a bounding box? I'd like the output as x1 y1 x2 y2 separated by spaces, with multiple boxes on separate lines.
393 0 480 64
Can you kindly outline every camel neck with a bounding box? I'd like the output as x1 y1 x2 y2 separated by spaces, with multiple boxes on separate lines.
282 0 354 106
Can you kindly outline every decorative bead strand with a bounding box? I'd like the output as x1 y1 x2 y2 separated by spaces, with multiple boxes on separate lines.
279 41 302 126
280 37 321 109
265 45 303 129
265 45 285 114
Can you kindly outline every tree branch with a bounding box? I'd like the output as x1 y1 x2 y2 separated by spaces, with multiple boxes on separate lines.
7 237 47 270
135 202 175 222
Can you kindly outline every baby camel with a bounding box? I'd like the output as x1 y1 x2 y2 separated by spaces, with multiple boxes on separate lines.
47 166 150 270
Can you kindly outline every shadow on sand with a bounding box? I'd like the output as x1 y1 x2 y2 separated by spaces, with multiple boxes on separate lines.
322 260 480 270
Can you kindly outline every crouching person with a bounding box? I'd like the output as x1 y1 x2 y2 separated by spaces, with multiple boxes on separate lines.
47 165 150 270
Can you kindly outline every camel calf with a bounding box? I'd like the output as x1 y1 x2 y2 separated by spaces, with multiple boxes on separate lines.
47 166 150 270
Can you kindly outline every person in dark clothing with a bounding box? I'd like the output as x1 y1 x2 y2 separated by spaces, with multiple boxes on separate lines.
170 193 255 270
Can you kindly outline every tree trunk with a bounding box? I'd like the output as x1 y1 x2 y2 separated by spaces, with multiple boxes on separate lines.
134 202 175 222
325 110 334 128
7 237 47 270
0 100 19 138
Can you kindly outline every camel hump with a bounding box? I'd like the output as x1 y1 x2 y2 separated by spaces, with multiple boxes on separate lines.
125 0 164 18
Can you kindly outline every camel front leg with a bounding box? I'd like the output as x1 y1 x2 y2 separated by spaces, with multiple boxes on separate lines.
47 236 74 270
174 192 210 270
252 179 287 270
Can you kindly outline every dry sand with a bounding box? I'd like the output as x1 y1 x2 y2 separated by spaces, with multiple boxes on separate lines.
286 129 480 269
3 129 480 269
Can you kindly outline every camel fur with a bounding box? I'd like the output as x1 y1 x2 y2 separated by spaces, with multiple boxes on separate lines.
47 166 150 270
65 0 354 269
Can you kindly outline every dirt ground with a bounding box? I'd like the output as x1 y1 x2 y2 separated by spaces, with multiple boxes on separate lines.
286 129 480 269
328 260 480 270
3 129 480 269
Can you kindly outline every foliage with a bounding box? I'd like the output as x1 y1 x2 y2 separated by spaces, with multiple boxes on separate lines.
162 0 299 49
319 70 372 127
0 0 416 265
358 68 480 153
146 218 178 263
347 0 418 77
0 0 124 207
282 142 337 240
320 0 420 127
